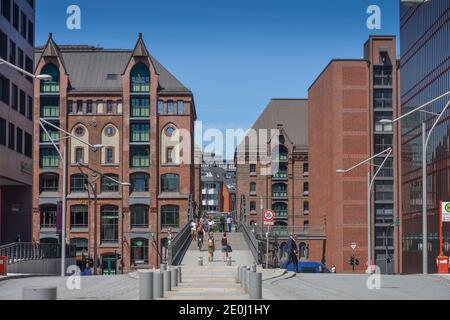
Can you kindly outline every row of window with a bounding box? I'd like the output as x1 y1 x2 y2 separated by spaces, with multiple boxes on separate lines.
67 100 122 115
249 201 309 215
1 0 34 46
39 172 181 194
0 73 33 119
0 31 33 84
249 182 309 196
249 163 309 175
40 204 181 240
0 116 32 157
157 100 186 115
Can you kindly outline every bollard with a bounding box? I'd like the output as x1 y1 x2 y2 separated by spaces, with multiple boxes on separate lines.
164 270 172 291
240 266 245 288
251 263 257 272
23 287 57 300
153 272 164 298
227 256 232 266
160 263 167 271
249 272 262 300
138 270 154 300
177 266 182 283
244 267 251 294
171 267 178 287
235 266 241 283
198 257 203 266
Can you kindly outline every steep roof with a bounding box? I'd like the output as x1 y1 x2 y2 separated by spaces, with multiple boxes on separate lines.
35 45 191 94
246 99 308 150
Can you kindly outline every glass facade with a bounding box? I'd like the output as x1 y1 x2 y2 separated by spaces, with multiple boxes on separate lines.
400 0 450 273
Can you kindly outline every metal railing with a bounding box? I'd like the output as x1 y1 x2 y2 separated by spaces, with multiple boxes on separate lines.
167 221 193 265
0 242 76 265
237 222 262 264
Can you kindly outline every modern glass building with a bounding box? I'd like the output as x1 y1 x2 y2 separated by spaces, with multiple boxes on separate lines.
400 0 450 273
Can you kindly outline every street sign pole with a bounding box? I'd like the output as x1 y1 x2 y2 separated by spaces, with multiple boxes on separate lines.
266 226 270 269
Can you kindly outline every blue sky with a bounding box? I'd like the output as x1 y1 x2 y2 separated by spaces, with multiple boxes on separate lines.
36 0 400 159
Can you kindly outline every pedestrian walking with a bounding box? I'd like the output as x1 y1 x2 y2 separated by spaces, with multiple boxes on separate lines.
190 221 197 241
286 233 299 273
221 233 229 262
226 215 233 233
197 224 205 251
220 214 226 232
331 265 337 273
207 232 215 262
207 218 214 233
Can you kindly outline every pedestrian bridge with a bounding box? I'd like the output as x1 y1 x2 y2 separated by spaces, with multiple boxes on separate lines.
180 231 255 267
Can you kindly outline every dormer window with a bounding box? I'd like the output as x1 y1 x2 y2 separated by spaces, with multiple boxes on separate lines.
130 63 150 93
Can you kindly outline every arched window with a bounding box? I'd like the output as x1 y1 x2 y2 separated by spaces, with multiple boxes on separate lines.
70 174 87 192
273 202 287 218
131 238 149 265
70 205 88 228
70 238 88 256
101 206 119 243
299 242 309 259
273 145 288 162
130 63 150 93
161 205 179 228
161 174 179 192
40 63 60 93
40 205 57 228
102 174 119 192
39 173 59 193
130 205 149 228
130 172 149 193
272 183 287 198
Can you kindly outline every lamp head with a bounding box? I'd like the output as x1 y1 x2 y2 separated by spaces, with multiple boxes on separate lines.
36 74 53 81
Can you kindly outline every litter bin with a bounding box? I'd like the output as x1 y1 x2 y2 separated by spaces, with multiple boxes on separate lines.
0 256 7 276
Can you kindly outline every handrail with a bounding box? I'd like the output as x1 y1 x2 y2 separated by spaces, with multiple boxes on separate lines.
0 242 76 264
167 221 193 265
237 222 262 264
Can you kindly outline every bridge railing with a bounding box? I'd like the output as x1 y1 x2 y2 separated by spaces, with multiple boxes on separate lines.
237 222 263 264
167 221 193 265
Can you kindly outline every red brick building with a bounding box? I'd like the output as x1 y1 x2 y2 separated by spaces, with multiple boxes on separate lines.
32 33 199 272
236 99 317 260
308 36 402 274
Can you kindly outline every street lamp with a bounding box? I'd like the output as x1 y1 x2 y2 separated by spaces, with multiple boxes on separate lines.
0 57 53 80
76 162 130 275
380 90 450 274
336 148 393 273
40 120 104 276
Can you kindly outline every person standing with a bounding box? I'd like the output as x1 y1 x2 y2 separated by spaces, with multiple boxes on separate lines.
220 214 226 233
226 215 233 233
331 265 337 273
286 233 299 273
207 232 215 262
208 218 215 233
190 221 197 241
221 233 229 262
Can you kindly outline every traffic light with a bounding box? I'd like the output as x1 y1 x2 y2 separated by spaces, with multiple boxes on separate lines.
354 258 360 266
348 256 355 266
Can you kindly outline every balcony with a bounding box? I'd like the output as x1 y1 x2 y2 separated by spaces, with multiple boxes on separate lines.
272 172 288 180
274 154 288 162
274 210 288 219
272 192 287 199
271 226 289 237
131 106 150 118
40 81 60 94
40 155 59 168
40 106 60 118
40 130 60 143
130 131 150 143
131 156 150 168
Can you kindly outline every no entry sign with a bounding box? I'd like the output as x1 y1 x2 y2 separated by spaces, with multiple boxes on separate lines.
263 210 274 226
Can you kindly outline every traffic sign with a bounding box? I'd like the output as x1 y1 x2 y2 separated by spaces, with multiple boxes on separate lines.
442 202 450 222
351 242 357 251
263 210 274 226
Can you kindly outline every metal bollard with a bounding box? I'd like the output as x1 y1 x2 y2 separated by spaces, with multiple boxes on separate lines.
251 262 257 272
164 270 172 291
227 256 232 266
198 257 203 266
171 267 178 287
160 263 167 271
177 266 182 283
249 272 262 300
153 272 164 298
240 266 245 288
23 287 57 300
138 270 154 300
235 266 241 283
244 267 251 293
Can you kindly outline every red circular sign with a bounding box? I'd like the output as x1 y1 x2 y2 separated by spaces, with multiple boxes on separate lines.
264 210 274 221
